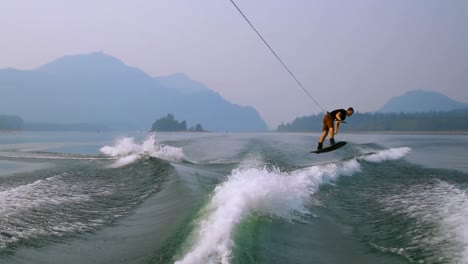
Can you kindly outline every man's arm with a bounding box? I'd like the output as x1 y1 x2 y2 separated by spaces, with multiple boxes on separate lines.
335 121 341 134
335 112 342 134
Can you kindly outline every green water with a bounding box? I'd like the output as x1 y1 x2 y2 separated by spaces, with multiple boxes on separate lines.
0 132 467 264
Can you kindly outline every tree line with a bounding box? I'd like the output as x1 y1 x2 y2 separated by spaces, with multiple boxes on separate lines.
277 108 468 132
151 114 205 132
0 115 23 130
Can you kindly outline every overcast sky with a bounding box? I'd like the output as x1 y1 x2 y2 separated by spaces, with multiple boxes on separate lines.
1 0 467 127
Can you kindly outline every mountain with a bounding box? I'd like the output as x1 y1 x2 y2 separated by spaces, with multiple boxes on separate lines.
156 72 209 95
0 52 268 132
378 90 468 113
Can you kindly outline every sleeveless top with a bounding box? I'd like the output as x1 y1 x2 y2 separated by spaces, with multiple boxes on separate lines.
329 109 347 121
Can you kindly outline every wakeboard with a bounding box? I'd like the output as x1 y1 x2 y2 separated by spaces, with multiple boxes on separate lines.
311 141 347 154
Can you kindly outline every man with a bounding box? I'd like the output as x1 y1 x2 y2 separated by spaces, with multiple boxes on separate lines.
317 107 354 150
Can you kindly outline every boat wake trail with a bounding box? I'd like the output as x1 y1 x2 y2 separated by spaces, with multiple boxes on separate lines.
100 134 184 167
359 147 411 162
0 173 94 249
0 152 115 161
379 179 468 263
175 147 411 264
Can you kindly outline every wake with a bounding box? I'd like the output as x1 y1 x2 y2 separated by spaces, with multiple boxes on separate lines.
175 147 411 264
0 152 115 161
380 179 468 263
100 134 184 167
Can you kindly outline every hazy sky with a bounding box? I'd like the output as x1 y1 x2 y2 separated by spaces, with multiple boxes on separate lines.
1 0 467 127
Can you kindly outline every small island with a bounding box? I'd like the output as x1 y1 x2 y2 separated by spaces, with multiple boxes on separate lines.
0 115 24 131
150 114 207 132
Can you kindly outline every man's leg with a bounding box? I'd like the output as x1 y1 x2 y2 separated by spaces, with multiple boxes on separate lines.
329 127 335 145
319 129 328 143
318 129 328 149
318 114 333 150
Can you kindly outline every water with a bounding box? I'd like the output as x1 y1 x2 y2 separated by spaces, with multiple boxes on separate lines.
0 131 467 264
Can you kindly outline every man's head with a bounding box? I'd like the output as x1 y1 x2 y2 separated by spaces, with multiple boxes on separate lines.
346 107 354 117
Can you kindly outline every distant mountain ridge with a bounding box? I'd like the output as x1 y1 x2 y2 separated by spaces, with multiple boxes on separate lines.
0 52 268 132
37 53 144 76
378 90 468 113
157 72 209 95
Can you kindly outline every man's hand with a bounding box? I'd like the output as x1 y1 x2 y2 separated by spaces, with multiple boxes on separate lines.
335 121 341 135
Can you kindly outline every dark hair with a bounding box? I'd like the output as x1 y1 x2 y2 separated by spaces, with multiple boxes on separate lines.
347 107 354 112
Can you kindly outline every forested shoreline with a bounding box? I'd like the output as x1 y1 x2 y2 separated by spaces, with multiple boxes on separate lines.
277 109 468 132
0 115 23 130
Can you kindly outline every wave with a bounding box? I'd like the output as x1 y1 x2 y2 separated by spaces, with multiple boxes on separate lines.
360 147 411 162
0 173 92 249
100 134 184 167
175 147 410 264
379 179 468 263
0 174 90 215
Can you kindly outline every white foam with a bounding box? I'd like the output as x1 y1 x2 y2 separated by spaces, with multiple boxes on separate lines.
175 160 360 264
362 147 411 162
175 146 411 264
99 134 184 167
